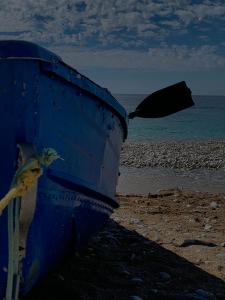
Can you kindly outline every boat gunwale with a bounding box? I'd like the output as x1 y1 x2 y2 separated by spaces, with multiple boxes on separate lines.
0 41 128 140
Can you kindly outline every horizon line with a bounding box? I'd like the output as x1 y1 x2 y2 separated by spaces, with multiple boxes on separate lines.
113 93 225 97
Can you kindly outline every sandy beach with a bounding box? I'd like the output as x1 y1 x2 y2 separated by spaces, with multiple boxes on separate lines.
24 141 225 300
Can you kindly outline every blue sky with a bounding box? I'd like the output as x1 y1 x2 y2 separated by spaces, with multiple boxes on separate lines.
1 0 225 94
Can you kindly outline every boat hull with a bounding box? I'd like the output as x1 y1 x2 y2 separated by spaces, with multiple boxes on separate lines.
0 41 127 298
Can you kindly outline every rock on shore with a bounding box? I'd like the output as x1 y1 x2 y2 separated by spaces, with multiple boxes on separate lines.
120 140 225 169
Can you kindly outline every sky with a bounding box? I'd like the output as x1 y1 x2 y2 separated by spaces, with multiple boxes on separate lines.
0 0 225 95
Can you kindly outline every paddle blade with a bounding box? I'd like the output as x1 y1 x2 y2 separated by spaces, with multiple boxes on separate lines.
129 81 194 119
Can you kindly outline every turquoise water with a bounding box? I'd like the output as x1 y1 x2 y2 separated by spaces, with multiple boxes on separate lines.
116 95 225 140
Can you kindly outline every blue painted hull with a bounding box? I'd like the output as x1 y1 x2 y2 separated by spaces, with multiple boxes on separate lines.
0 41 127 298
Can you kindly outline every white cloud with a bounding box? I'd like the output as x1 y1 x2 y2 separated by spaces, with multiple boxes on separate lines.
0 0 224 81
0 0 223 48
51 44 225 72
192 3 225 19
175 9 196 25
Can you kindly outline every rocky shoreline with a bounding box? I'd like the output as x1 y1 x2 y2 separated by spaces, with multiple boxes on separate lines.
120 140 225 170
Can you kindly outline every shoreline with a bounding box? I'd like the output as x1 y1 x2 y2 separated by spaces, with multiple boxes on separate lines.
118 139 225 195
117 166 225 195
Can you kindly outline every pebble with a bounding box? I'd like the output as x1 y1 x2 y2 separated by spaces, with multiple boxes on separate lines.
130 253 136 260
220 242 225 247
216 253 225 259
179 239 217 248
130 218 141 225
159 271 171 281
129 296 143 300
204 224 212 231
131 277 143 284
195 288 215 299
121 269 130 275
210 201 219 209
56 274 65 281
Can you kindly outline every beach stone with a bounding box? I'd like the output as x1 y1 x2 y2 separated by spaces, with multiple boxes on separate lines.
179 239 217 248
204 224 212 231
210 201 218 209
216 253 225 259
130 253 136 260
130 218 141 225
129 296 143 300
131 277 144 284
159 271 171 281
220 242 225 247
121 269 130 275
195 288 215 299
56 274 65 281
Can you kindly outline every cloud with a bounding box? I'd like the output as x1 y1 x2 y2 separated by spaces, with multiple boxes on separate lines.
52 44 225 72
0 0 224 82
193 3 225 19
0 0 224 49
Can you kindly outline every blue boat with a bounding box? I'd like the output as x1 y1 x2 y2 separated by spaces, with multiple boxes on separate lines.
0 40 127 299
0 41 194 299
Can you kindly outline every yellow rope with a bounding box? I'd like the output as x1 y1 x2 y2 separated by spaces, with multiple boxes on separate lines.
0 148 62 215
0 147 62 300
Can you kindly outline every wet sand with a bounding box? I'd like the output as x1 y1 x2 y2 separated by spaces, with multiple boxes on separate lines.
117 166 225 194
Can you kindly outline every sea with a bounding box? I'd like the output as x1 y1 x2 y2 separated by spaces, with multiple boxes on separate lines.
114 95 225 195
116 95 225 141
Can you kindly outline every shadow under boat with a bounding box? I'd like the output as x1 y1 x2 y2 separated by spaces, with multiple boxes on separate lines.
23 219 225 300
